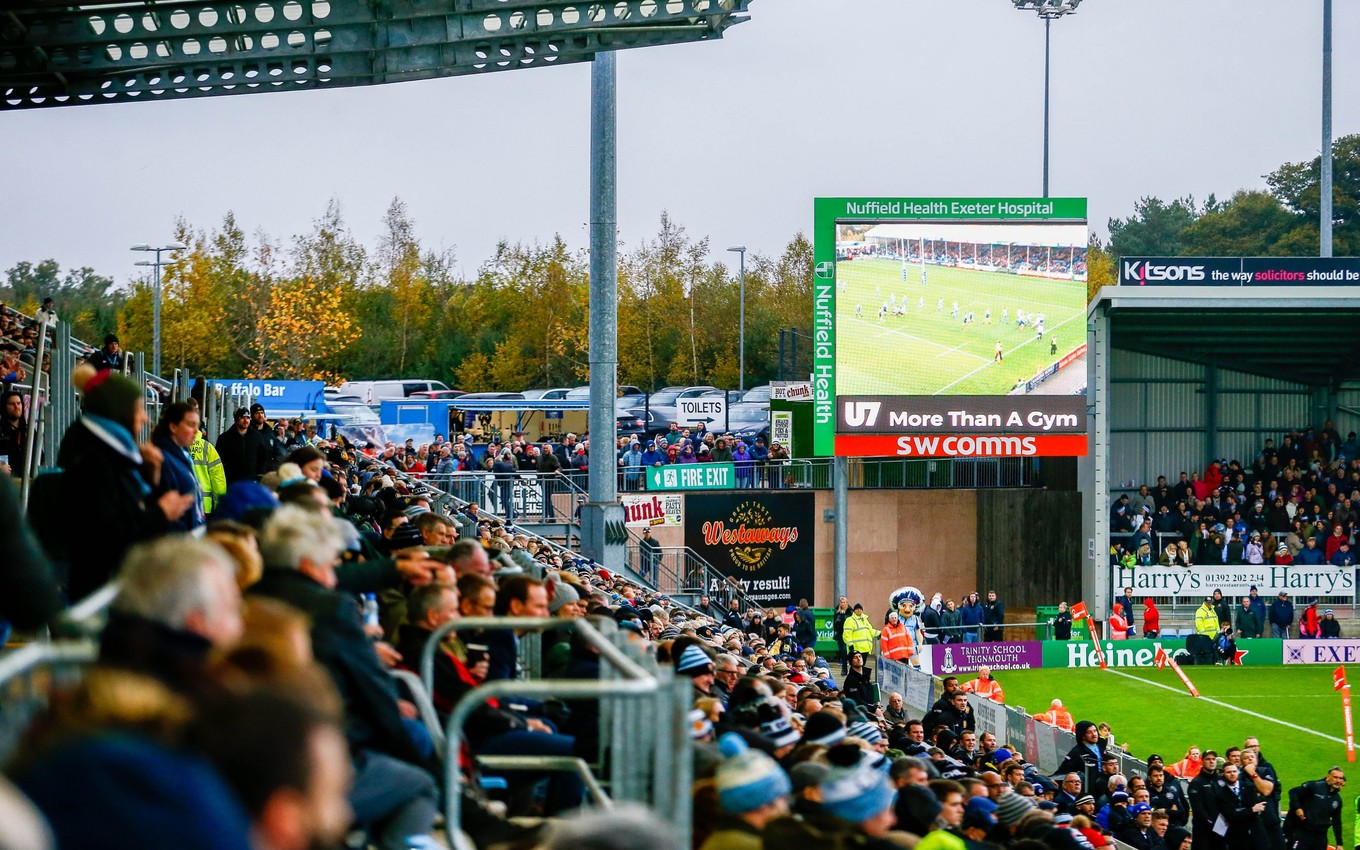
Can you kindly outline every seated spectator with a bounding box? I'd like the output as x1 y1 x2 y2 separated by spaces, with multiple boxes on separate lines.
1321 608 1343 638
98 535 244 699
248 506 438 850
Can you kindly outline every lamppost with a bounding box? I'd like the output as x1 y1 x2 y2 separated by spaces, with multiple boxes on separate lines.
1321 0 1333 257
131 241 186 376
727 246 746 394
1010 0 1084 197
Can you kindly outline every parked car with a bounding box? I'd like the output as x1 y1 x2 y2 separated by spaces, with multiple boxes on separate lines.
722 403 771 445
522 387 574 400
337 379 451 405
562 384 648 404
615 406 655 439
742 385 771 404
409 389 466 401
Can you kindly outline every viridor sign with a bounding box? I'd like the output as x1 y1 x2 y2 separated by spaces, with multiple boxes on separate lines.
646 462 735 491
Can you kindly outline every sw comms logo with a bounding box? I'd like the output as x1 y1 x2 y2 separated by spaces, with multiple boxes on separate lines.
1123 260 1206 285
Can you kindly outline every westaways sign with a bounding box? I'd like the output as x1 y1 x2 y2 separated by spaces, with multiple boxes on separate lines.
920 642 1042 675
620 493 682 528
1113 565 1355 599
684 492 815 607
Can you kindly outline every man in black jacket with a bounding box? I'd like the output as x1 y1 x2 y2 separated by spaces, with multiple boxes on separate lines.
1056 720 1106 801
1284 767 1346 850
249 403 285 474
982 590 1005 642
1188 752 1224 850
249 505 437 850
1148 763 1190 827
216 407 265 483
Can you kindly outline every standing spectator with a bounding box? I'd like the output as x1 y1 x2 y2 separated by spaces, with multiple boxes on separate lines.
34 297 57 326
1108 605 1129 641
0 389 28 479
940 598 962 643
639 528 662 584
620 440 644 491
920 592 942 644
981 590 1005 642
1268 591 1294 638
841 604 878 680
150 401 205 532
249 403 285 474
1235 597 1262 639
1195 596 1220 637
1051 601 1073 640
832 596 851 673
1142 598 1160 639
732 440 754 488
1114 586 1137 634
840 651 874 708
87 334 124 372
217 407 265 484
48 366 194 601
959 592 984 643
792 608 816 652
186 401 227 517
880 610 914 666
491 450 517 523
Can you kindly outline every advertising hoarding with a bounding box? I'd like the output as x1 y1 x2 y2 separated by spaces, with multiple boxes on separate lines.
812 197 1089 457
684 492 815 607
1113 565 1355 600
919 642 1044 675
621 493 683 528
1118 257 1360 287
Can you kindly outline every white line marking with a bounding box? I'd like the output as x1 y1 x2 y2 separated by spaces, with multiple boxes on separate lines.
933 312 1084 395
1101 667 1345 743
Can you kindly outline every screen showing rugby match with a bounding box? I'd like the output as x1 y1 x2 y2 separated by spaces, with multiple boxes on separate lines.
811 197 1091 458
834 220 1088 396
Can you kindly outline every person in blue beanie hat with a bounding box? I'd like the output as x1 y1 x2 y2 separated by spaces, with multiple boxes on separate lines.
698 734 792 850
762 742 899 848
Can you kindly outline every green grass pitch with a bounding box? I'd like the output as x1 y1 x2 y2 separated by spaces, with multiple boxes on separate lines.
834 259 1087 396
995 665 1357 845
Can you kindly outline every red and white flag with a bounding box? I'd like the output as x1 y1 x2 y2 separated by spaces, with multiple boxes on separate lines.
1155 647 1170 670
1335 666 1348 692
1071 601 1089 622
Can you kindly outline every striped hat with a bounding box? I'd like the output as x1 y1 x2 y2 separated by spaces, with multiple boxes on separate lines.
846 720 883 745
993 787 1035 826
659 626 681 641
820 763 896 825
715 733 792 813
675 645 714 676
802 712 846 746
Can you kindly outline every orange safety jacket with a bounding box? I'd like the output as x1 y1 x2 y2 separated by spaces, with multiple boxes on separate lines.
961 675 1005 703
880 621 915 661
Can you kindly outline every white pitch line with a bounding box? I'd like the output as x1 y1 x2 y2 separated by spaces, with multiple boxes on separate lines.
933 311 1084 395
1101 667 1345 744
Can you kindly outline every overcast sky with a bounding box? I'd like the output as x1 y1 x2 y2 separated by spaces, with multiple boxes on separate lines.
2 0 1355 287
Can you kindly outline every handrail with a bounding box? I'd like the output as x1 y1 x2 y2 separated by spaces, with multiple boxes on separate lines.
389 668 446 759
0 641 99 688
64 582 120 627
475 755 612 808
440 618 657 849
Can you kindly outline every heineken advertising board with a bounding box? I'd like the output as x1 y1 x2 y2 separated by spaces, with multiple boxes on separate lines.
812 197 1089 458
1042 638 1284 668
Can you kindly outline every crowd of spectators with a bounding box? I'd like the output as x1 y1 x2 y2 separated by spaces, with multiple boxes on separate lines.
1111 424 1360 570
846 243 1088 278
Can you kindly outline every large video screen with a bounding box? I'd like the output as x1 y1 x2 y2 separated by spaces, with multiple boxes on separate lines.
811 198 1091 458
835 221 1088 396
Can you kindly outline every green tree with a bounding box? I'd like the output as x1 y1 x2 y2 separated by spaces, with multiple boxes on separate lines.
1267 133 1360 256
1108 196 1202 258
1180 190 1295 256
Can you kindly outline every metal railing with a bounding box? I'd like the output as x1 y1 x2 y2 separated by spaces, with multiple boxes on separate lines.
428 616 689 850
423 471 584 526
619 456 1034 491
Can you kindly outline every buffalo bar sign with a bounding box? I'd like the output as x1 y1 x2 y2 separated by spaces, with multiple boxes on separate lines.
1113 565 1356 600
647 462 734 491
685 492 815 608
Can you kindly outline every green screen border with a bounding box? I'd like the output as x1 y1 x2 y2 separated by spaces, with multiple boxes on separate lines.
811 196 1089 456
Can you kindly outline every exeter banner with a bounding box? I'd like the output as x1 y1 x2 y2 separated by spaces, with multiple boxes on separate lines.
620 493 683 528
1044 638 1283 668
1283 640 1360 665
684 492 815 608
1113 565 1356 600
920 642 1043 675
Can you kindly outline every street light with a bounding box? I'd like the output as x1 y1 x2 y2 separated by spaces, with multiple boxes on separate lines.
1011 0 1085 197
727 246 746 394
1321 0 1333 257
131 241 187 376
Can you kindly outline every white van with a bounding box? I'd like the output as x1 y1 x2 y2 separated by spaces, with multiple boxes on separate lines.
336 379 450 405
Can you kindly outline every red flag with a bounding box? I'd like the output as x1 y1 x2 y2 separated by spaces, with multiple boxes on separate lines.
1335 666 1348 692
1155 647 1169 670
1071 601 1089 621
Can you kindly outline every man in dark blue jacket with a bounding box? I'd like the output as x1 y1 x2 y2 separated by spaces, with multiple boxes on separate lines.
982 590 1006 642
1268 591 1295 638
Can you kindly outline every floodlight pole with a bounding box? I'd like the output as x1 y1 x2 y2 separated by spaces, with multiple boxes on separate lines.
1321 0 1333 258
1043 16 1051 198
728 246 746 393
132 242 186 376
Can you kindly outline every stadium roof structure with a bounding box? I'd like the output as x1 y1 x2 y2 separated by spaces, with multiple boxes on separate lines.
0 0 751 110
1090 285 1360 387
861 222 1088 248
